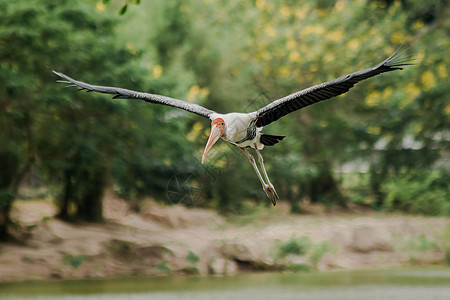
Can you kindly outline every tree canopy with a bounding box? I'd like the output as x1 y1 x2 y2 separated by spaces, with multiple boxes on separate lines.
0 0 448 239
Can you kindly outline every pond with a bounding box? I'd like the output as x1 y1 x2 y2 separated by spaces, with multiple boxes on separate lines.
1 268 449 300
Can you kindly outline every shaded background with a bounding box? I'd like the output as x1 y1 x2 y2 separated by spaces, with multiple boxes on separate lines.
0 0 449 240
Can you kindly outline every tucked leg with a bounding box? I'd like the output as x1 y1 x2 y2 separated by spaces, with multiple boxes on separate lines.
239 147 266 188
239 147 278 206
254 146 278 206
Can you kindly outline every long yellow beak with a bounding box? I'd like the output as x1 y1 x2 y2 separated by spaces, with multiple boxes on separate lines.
201 125 222 164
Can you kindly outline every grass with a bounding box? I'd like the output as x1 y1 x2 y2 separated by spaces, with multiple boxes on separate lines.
401 234 439 252
288 263 310 272
278 236 311 258
186 250 200 265
310 242 333 266
275 235 335 271
155 261 172 274
62 254 87 269
184 250 200 274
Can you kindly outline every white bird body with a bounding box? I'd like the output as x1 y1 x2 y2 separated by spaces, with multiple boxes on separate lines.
210 112 264 149
53 45 413 206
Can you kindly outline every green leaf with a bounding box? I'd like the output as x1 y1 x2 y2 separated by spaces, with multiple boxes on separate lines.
119 4 128 15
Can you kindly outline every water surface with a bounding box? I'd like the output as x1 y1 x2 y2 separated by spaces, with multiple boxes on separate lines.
1 268 449 300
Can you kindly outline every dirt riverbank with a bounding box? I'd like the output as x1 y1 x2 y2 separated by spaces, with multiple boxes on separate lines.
0 193 448 282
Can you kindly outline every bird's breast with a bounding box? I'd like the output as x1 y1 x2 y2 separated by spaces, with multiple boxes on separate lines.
212 112 260 146
224 115 256 141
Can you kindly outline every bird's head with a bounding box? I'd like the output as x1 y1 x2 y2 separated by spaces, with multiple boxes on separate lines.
201 118 225 164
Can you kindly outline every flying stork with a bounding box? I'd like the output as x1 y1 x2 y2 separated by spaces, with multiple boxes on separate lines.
53 46 413 206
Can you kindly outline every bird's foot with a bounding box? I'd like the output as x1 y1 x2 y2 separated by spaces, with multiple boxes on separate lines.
263 184 279 206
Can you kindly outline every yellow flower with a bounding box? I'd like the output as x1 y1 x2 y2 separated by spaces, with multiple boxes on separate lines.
404 83 421 100
289 51 301 63
255 0 266 10
280 6 291 19
437 64 448 78
327 29 343 43
302 24 324 36
414 124 423 135
310 64 318 72
445 104 450 116
96 2 105 12
126 42 138 56
383 87 392 97
334 0 345 12
367 126 381 135
200 87 210 99
390 32 404 44
413 20 424 30
187 85 200 102
388 0 401 14
421 70 435 91
399 96 414 109
187 85 209 103
187 122 203 142
278 66 290 78
323 52 335 63
264 24 276 37
286 39 297 50
347 39 360 51
153 65 163 79
294 7 308 20
365 91 380 107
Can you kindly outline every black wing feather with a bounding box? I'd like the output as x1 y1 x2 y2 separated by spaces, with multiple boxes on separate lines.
255 45 414 127
52 71 216 119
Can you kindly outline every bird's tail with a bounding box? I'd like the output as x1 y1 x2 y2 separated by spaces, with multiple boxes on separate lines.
260 134 285 146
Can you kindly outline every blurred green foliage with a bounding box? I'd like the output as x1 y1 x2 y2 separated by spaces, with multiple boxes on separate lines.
0 0 448 239
155 261 172 275
184 250 200 274
275 236 334 271
278 236 311 258
63 254 88 269
381 170 450 215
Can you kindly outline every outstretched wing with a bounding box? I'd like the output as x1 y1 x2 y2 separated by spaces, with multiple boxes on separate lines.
255 45 414 127
52 71 216 119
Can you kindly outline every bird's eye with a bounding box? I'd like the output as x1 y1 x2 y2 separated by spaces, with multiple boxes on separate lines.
221 122 224 125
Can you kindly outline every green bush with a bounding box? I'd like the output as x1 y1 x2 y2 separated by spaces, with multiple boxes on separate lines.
63 254 87 269
278 236 311 258
155 261 172 274
184 250 200 274
381 169 450 216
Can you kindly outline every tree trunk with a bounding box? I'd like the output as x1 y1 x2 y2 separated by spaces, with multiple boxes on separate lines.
309 165 347 208
0 197 12 240
0 150 31 241
57 169 73 221
75 166 106 222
